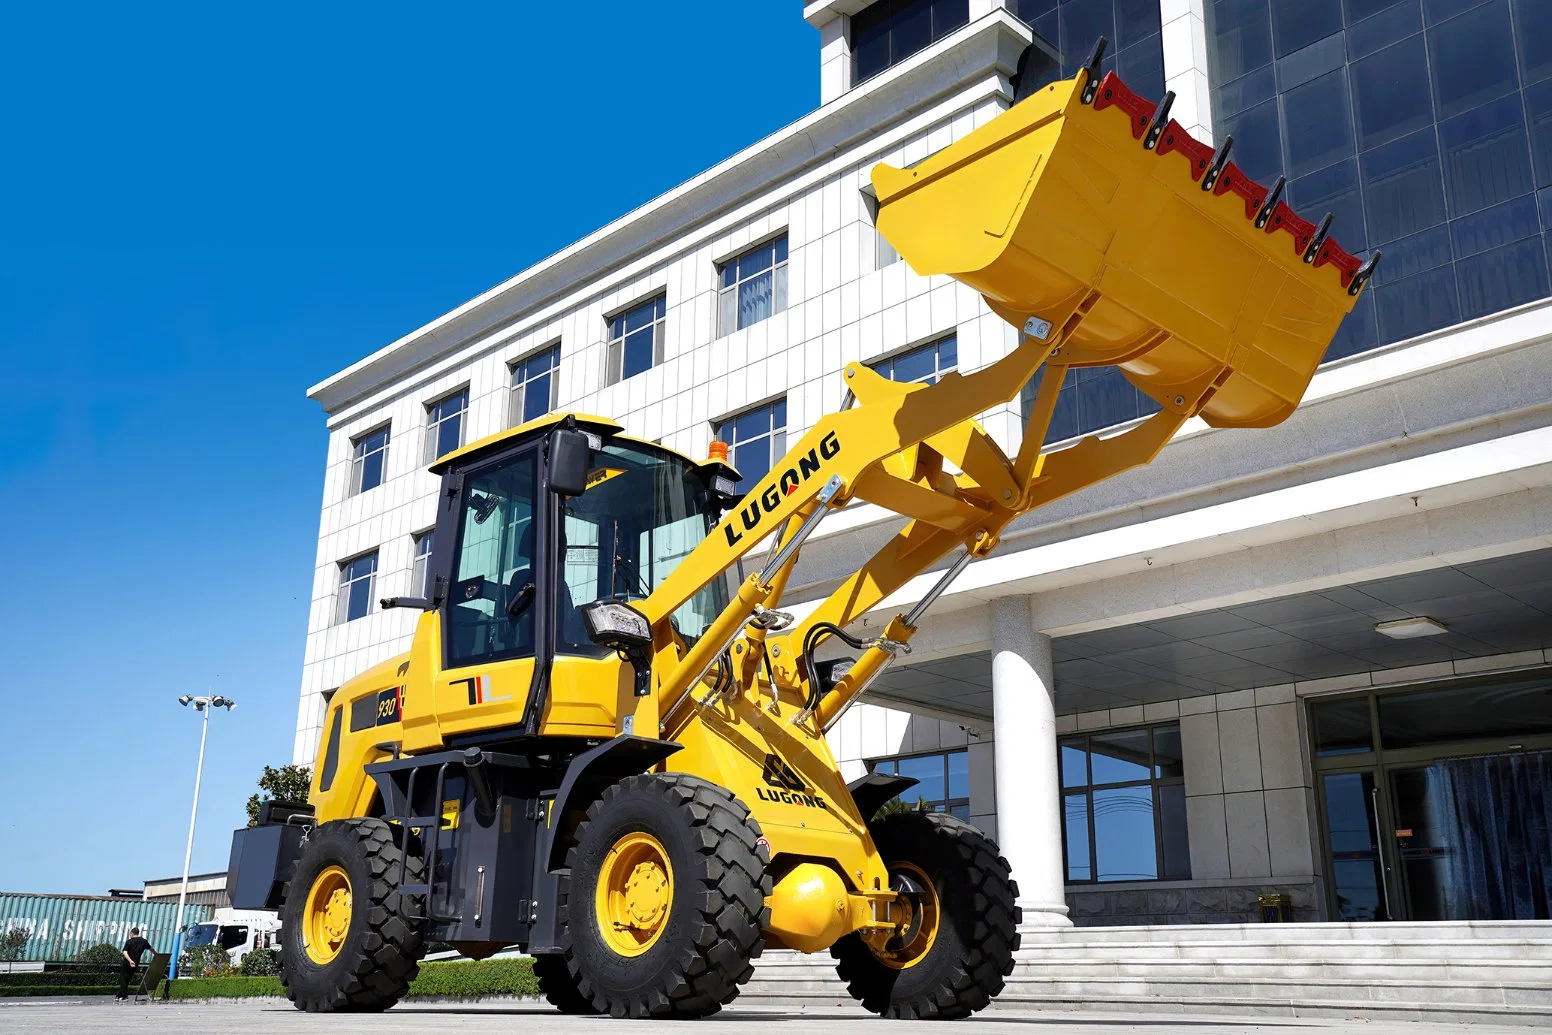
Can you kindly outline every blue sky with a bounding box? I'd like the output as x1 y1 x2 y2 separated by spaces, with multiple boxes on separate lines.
0 3 816 896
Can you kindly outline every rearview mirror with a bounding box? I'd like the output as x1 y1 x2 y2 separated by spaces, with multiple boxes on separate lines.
549 427 592 497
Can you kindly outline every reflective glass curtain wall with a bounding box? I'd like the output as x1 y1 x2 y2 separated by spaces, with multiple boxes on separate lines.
1208 0 1552 360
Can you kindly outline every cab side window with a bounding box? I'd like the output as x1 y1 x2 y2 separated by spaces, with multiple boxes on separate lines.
447 452 538 668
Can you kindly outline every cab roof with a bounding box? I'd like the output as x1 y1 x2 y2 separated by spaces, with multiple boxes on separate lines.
428 411 714 475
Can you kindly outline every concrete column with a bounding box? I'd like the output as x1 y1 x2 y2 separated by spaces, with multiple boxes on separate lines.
991 596 1072 928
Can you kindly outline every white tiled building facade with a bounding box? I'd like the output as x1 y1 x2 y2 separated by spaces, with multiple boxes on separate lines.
299 1 1552 928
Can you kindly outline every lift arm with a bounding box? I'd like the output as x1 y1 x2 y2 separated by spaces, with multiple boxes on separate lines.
636 51 1374 732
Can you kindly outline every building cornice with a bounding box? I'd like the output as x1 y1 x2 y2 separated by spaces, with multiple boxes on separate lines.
803 0 873 29
308 10 1033 415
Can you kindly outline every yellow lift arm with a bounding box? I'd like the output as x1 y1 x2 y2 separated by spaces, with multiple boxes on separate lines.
639 60 1373 739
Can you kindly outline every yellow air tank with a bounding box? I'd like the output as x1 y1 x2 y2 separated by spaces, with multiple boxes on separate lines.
872 64 1375 429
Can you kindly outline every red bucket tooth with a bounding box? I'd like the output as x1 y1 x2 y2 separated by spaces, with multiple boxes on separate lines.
1091 71 1153 140
1089 70 1375 296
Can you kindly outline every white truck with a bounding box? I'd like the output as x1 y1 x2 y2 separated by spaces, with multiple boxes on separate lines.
183 908 282 966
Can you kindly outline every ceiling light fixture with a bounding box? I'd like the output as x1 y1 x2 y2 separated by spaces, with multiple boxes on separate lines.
1375 617 1448 639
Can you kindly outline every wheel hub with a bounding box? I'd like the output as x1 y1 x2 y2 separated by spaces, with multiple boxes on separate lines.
596 832 674 957
303 864 353 965
861 862 939 969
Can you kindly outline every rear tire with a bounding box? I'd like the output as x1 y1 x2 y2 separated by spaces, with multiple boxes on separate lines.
279 818 424 1012
557 772 770 1018
831 811 1021 1019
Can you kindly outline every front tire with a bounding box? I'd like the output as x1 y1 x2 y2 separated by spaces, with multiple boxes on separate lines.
557 773 770 1018
832 811 1021 1019
279 818 425 1012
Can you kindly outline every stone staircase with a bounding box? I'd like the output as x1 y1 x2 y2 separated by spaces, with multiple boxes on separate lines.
741 921 1552 1024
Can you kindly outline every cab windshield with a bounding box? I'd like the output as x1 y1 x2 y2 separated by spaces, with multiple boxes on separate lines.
184 924 218 948
558 442 727 653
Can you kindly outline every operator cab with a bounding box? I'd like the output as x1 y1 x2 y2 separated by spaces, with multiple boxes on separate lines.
390 414 739 731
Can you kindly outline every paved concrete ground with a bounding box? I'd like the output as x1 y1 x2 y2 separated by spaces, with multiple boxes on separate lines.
0 1000 1541 1034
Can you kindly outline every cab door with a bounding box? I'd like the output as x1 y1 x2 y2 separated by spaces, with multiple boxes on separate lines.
433 447 544 738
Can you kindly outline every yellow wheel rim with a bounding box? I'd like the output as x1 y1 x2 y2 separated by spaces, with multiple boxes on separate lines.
595 831 673 957
303 864 353 965
861 862 939 970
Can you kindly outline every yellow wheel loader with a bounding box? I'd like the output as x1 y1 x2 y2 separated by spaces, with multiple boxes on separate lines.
227 43 1375 1020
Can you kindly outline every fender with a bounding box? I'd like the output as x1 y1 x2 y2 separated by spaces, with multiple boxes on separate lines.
541 734 683 873
846 772 920 823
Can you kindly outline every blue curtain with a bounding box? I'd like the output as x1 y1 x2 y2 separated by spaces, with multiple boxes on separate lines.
1437 751 1552 920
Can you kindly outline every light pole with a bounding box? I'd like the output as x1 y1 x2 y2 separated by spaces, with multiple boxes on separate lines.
170 693 235 982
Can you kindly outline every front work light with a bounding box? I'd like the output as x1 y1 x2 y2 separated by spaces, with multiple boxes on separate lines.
582 601 653 652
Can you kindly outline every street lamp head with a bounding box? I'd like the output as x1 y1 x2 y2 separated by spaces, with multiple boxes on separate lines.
211 695 236 711
178 694 193 707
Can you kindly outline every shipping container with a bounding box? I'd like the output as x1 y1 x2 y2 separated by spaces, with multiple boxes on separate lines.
0 893 214 963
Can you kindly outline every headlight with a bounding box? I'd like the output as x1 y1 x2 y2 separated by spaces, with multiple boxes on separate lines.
582 601 653 650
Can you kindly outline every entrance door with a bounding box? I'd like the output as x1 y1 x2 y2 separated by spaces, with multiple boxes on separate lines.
1320 770 1395 921
1389 751 1552 921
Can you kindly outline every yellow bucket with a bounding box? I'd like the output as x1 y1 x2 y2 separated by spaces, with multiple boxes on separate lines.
872 68 1374 430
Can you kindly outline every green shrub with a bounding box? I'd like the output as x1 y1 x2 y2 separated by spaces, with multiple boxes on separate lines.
0 984 117 997
0 971 120 988
405 958 537 999
179 944 232 978
167 975 283 999
238 948 280 977
71 943 123 970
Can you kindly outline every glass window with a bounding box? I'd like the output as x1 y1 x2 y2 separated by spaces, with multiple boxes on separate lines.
1090 728 1152 784
1527 79 1552 189
412 530 435 599
1217 65 1278 120
1439 93 1535 217
508 345 560 428
1059 724 1191 883
1427 0 1518 122
1116 0 1162 50
1208 0 1274 82
1456 236 1550 320
1270 0 1343 58
717 237 788 336
875 230 901 269
555 441 730 651
424 389 468 465
1282 69 1354 179
1373 260 1462 342
607 295 666 385
336 552 378 625
1064 792 1092 880
1313 697 1375 755
1361 128 1447 245
872 336 957 386
1220 98 1285 186
350 425 390 496
1117 36 1166 101
1419 679 1552 748
716 398 787 489
1516 0 1552 88
445 451 537 668
1346 0 1422 60
852 0 970 83
1060 0 1115 75
1289 159 1367 251
1325 290 1380 361
869 749 971 819
1451 194 1541 258
1351 35 1434 152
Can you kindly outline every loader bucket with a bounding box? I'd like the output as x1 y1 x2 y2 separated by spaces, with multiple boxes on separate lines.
871 58 1376 430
